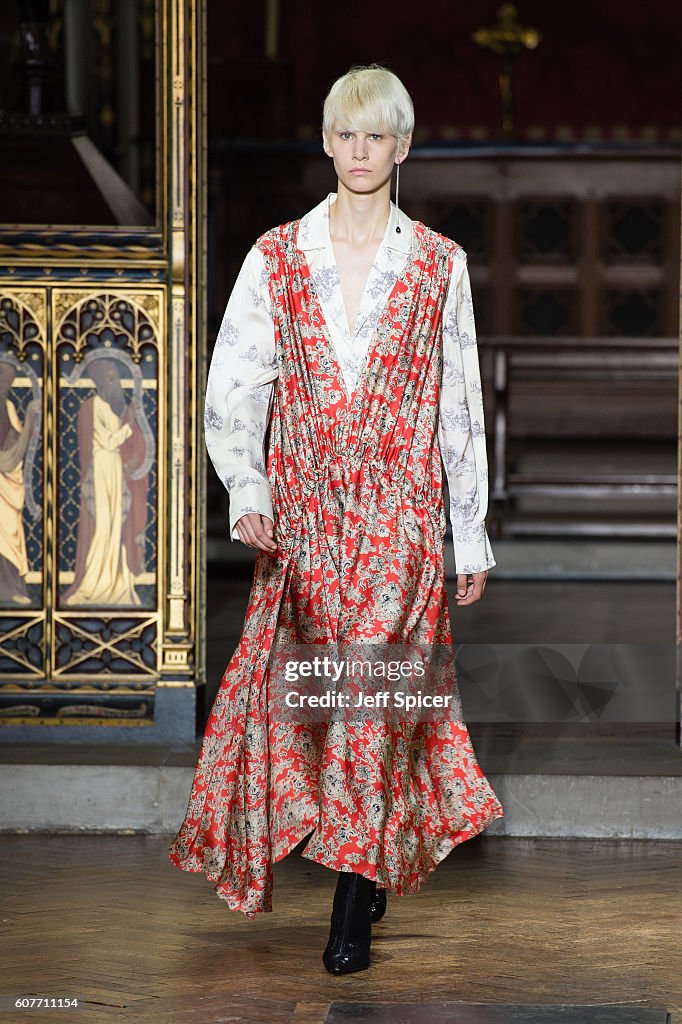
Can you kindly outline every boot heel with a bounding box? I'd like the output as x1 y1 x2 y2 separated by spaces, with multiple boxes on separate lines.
369 880 387 923
322 870 373 974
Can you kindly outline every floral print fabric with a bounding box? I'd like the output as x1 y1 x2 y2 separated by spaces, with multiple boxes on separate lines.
167 210 504 918
204 193 496 574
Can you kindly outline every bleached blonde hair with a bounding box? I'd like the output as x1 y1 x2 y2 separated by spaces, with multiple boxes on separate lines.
322 65 414 152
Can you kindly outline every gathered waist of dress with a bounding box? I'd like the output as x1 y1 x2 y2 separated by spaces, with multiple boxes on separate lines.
274 453 441 508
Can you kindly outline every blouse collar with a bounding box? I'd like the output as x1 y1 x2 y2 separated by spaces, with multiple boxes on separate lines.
298 192 413 255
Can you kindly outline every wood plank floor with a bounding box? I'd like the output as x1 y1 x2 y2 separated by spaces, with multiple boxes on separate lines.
1 834 680 1024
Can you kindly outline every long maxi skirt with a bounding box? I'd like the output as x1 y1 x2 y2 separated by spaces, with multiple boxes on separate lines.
168 218 505 918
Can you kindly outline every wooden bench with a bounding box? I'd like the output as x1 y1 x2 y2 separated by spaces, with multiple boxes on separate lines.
478 336 679 538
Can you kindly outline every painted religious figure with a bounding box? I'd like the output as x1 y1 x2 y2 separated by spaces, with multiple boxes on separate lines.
0 359 39 606
62 355 150 607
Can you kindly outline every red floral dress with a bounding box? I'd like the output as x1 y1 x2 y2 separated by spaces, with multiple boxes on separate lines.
168 217 504 918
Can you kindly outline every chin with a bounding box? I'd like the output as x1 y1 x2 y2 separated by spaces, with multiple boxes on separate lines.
343 175 382 194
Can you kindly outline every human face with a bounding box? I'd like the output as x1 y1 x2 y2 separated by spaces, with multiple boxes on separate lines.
92 360 126 413
323 123 407 195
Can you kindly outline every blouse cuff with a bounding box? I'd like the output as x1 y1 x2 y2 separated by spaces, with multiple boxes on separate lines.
452 524 496 574
228 476 275 540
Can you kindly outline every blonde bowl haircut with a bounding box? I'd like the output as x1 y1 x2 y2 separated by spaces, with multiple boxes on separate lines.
322 64 415 155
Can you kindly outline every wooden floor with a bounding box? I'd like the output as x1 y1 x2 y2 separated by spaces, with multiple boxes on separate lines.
1 834 680 1023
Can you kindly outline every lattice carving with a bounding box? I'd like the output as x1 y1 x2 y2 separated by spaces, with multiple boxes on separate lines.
603 289 662 336
603 201 665 264
430 200 490 262
53 615 158 678
518 200 576 264
0 616 44 677
518 288 578 335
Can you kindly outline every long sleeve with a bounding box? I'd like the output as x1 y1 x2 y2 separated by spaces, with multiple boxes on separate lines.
0 401 28 474
95 399 133 452
438 249 496 574
204 246 279 540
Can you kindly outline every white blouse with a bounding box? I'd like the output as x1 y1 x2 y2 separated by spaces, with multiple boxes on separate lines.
205 193 496 575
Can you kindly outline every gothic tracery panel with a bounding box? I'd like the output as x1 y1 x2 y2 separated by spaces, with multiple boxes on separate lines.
52 288 163 682
0 291 46 614
54 291 161 614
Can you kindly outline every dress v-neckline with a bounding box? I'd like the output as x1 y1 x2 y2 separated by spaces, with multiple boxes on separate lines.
299 224 422 413
339 257 378 340
326 199 389 341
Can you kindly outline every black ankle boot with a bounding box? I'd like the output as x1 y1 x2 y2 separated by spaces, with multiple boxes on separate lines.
322 870 373 975
369 880 387 923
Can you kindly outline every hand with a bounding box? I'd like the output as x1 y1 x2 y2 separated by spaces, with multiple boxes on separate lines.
455 570 488 606
234 512 277 553
25 400 40 423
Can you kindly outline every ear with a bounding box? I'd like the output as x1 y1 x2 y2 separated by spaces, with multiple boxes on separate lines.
322 131 333 158
395 133 412 164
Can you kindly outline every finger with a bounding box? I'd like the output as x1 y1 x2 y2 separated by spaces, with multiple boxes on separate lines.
235 521 257 548
456 574 484 605
252 519 277 551
237 514 262 546
259 516 277 548
466 576 486 604
239 514 277 552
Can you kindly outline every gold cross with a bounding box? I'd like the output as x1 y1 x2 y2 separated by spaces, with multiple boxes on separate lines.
473 4 541 138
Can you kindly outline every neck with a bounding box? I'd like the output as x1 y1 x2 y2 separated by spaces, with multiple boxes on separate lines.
329 181 392 245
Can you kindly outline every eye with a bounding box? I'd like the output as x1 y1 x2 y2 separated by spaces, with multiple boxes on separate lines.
338 131 352 140
369 134 383 141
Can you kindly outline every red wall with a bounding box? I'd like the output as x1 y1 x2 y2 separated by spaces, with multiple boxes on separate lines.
208 0 682 141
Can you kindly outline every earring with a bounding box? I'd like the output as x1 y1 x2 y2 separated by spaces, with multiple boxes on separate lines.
395 161 401 234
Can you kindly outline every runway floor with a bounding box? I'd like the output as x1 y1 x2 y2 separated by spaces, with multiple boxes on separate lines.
2 833 680 1023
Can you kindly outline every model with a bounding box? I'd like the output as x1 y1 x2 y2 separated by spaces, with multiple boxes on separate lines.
169 63 504 975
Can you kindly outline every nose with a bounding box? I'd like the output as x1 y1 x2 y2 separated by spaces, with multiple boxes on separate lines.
352 135 369 160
